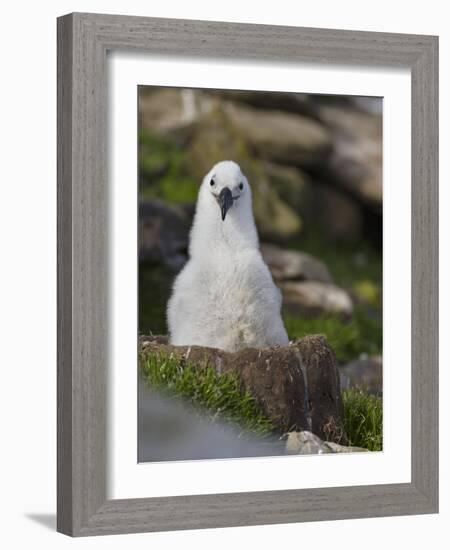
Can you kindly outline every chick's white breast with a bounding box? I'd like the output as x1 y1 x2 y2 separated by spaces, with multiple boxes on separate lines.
168 251 284 350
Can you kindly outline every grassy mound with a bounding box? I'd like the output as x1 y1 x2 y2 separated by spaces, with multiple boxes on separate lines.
140 353 274 437
140 353 383 451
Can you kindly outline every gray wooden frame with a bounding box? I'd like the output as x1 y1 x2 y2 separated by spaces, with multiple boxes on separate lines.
57 12 439 537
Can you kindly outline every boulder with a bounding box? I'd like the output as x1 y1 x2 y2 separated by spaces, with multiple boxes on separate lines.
281 280 354 318
187 107 302 241
265 163 364 243
285 431 367 454
216 90 321 119
317 105 382 211
139 334 347 444
351 96 383 115
139 87 201 141
340 355 383 395
225 102 332 166
308 183 364 243
260 243 332 283
264 162 312 212
139 381 286 462
139 200 190 270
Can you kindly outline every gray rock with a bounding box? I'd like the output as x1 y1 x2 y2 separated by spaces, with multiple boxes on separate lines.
138 381 285 462
340 355 383 395
139 88 201 140
139 199 190 270
260 243 332 283
139 334 347 444
285 431 368 455
351 96 383 115
186 107 302 241
216 90 322 119
281 280 354 318
309 183 363 243
264 162 312 213
225 102 332 166
317 105 382 211
265 163 364 244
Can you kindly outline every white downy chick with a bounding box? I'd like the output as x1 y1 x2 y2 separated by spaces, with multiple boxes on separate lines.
167 160 289 352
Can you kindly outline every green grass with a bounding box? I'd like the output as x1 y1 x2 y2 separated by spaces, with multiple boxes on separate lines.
288 230 382 285
139 130 199 204
342 388 383 451
140 354 382 451
140 353 274 437
288 230 382 309
284 307 382 364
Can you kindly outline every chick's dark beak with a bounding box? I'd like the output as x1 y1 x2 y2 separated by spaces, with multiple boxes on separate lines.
218 187 233 221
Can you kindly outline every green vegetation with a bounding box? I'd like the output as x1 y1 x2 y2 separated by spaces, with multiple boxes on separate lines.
288 230 383 309
139 264 170 335
342 388 383 451
283 230 383 363
139 130 199 203
140 353 274 437
138 127 383 453
284 307 382 364
140 353 382 451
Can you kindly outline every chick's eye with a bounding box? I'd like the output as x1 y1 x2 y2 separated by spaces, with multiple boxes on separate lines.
210 178 215 186
239 182 244 190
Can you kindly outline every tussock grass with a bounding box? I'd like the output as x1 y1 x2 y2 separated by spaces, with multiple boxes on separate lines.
140 353 274 437
342 388 383 451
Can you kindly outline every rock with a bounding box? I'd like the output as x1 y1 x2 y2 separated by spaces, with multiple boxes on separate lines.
309 183 363 243
264 162 312 212
317 105 382 211
139 88 201 141
187 107 302 241
351 96 383 115
139 381 286 462
139 200 190 270
216 90 321 119
260 243 332 283
139 334 347 444
281 280 354 318
265 163 364 243
340 355 383 395
251 174 303 242
285 431 367 454
224 102 332 167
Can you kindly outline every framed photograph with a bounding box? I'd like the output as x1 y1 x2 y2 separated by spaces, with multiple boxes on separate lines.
57 12 438 536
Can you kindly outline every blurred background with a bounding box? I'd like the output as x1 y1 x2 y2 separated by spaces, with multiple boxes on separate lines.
138 86 383 398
